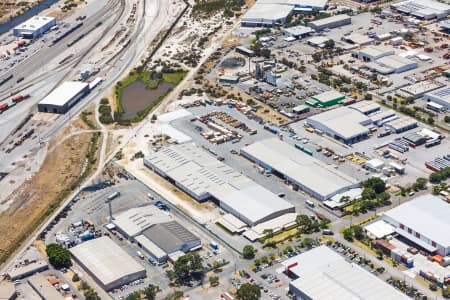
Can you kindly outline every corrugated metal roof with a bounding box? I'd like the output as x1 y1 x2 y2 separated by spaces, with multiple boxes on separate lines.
382 195 450 247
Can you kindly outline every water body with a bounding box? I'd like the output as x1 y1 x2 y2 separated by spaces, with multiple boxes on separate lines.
120 79 173 119
0 0 60 34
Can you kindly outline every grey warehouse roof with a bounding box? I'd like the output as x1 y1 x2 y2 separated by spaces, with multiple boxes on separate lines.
113 205 171 237
382 195 450 247
142 221 199 253
242 3 294 22
308 14 350 28
70 236 146 287
240 138 359 200
284 246 409 300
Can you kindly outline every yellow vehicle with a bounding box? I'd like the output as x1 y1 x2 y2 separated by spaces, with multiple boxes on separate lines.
305 127 314 133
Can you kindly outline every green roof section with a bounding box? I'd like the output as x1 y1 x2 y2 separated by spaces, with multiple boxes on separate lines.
308 90 345 107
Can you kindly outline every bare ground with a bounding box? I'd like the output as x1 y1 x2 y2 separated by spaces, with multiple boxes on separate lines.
0 131 92 264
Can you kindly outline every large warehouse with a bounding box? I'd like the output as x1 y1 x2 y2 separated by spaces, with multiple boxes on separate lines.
308 14 351 31
70 236 146 290
113 206 201 263
352 46 394 62
241 2 293 27
391 0 450 19
144 143 295 226
240 138 360 201
38 81 90 114
241 0 329 27
424 86 450 110
13 16 56 39
305 106 372 144
381 195 450 256
283 246 410 300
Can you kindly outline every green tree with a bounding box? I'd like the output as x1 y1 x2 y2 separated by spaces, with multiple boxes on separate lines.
343 228 353 241
84 288 101 300
363 177 386 194
442 285 450 298
429 172 442 183
296 214 312 229
172 253 203 282
352 225 364 240
209 276 219 287
263 228 274 239
377 192 391 205
125 291 141 300
243 245 255 259
46 243 72 269
301 237 314 248
362 187 376 200
72 273 80 282
236 283 261 300
144 284 158 300
414 177 428 190
324 39 335 49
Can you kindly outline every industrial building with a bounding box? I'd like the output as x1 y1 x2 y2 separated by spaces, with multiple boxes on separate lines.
306 106 372 144
144 143 295 226
371 109 397 127
281 25 313 39
424 86 450 110
381 195 450 256
240 138 360 201
308 14 351 31
283 246 410 300
69 236 146 290
352 46 394 62
368 55 417 74
391 0 450 19
218 75 239 84
306 90 345 107
385 116 418 133
28 274 64 300
399 80 444 99
13 16 56 39
341 33 373 45
0 281 16 300
349 101 381 116
37 81 90 114
241 2 293 27
7 261 48 281
113 206 201 263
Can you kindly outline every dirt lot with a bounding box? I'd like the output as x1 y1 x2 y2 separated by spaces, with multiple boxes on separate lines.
0 0 36 25
0 128 93 265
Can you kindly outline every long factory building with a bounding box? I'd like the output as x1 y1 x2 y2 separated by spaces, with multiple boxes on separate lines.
38 81 90 114
144 143 295 226
240 138 360 201
70 236 146 291
241 0 329 27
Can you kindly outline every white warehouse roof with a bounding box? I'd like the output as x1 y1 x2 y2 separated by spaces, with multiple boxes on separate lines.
306 106 371 140
284 246 410 300
14 16 55 30
70 237 146 290
39 81 89 106
382 195 450 248
242 3 294 22
220 185 295 225
240 138 359 200
145 143 294 226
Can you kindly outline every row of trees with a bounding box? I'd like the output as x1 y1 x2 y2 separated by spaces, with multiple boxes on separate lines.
123 285 159 300
343 225 365 242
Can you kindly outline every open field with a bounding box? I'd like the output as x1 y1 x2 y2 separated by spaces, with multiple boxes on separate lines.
0 120 97 262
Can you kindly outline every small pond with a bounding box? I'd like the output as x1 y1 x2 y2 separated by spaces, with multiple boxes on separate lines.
120 79 173 119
